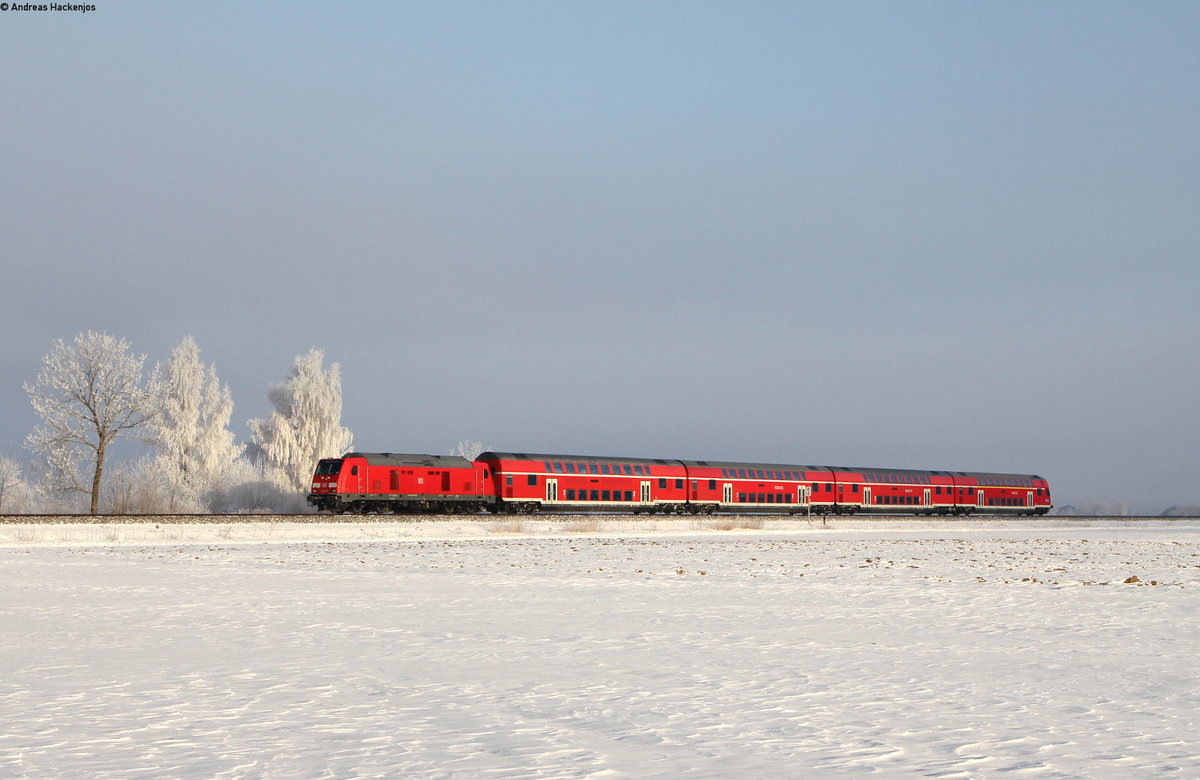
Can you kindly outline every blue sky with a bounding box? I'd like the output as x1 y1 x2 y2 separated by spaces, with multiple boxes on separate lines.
2 1 1197 511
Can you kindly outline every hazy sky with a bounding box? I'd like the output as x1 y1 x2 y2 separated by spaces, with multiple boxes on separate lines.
2 2 1197 512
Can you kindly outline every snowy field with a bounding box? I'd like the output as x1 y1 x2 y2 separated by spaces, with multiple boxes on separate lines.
2 518 1198 779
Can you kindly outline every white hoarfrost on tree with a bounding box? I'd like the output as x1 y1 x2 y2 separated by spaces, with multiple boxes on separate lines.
247 349 354 494
148 337 245 511
0 455 32 513
450 440 490 460
24 331 158 514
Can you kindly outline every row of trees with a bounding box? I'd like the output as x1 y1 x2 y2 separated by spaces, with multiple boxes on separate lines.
2 331 354 514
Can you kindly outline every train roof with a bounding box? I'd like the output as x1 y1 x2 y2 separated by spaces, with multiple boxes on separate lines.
833 466 1045 481
342 452 475 468
677 460 1044 481
478 452 681 466
478 453 1043 481
677 459 827 471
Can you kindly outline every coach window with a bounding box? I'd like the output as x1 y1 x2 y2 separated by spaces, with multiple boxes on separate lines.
565 463 575 474
588 464 598 474
709 479 717 490
544 462 553 471
602 490 611 501
566 489 575 500
527 475 537 486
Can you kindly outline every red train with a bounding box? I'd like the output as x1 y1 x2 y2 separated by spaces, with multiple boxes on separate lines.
308 450 1053 516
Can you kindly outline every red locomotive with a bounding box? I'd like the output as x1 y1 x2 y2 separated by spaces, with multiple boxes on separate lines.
308 450 1052 516
308 453 493 514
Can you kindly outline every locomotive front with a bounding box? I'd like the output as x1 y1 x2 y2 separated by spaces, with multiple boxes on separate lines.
308 457 345 512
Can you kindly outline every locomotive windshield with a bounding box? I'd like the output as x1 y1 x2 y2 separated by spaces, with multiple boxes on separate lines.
315 459 343 476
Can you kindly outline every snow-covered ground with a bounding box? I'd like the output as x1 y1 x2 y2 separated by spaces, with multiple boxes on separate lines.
2 518 1198 778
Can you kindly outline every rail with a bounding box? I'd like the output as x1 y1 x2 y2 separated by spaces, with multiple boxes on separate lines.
2 513 1197 525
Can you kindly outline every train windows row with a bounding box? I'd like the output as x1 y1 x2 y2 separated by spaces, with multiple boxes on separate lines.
563 489 635 502
737 493 794 503
865 473 932 485
987 498 1029 506
980 477 1034 488
875 495 922 505
722 468 805 480
547 461 653 476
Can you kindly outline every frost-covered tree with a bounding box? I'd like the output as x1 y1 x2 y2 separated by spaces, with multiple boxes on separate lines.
247 349 353 494
149 337 245 511
103 456 170 515
24 331 158 514
0 455 30 513
450 439 489 460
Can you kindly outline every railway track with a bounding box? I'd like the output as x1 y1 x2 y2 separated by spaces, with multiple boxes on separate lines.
1 513 1196 525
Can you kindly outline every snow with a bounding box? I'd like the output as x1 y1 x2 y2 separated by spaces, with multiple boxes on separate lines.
2 518 1198 778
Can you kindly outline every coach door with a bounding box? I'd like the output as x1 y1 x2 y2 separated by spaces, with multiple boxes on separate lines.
723 483 733 504
640 481 652 505
1027 491 1034 508
546 478 558 503
924 488 931 508
862 487 871 508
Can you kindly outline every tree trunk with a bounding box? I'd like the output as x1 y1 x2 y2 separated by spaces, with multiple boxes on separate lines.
91 445 105 515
